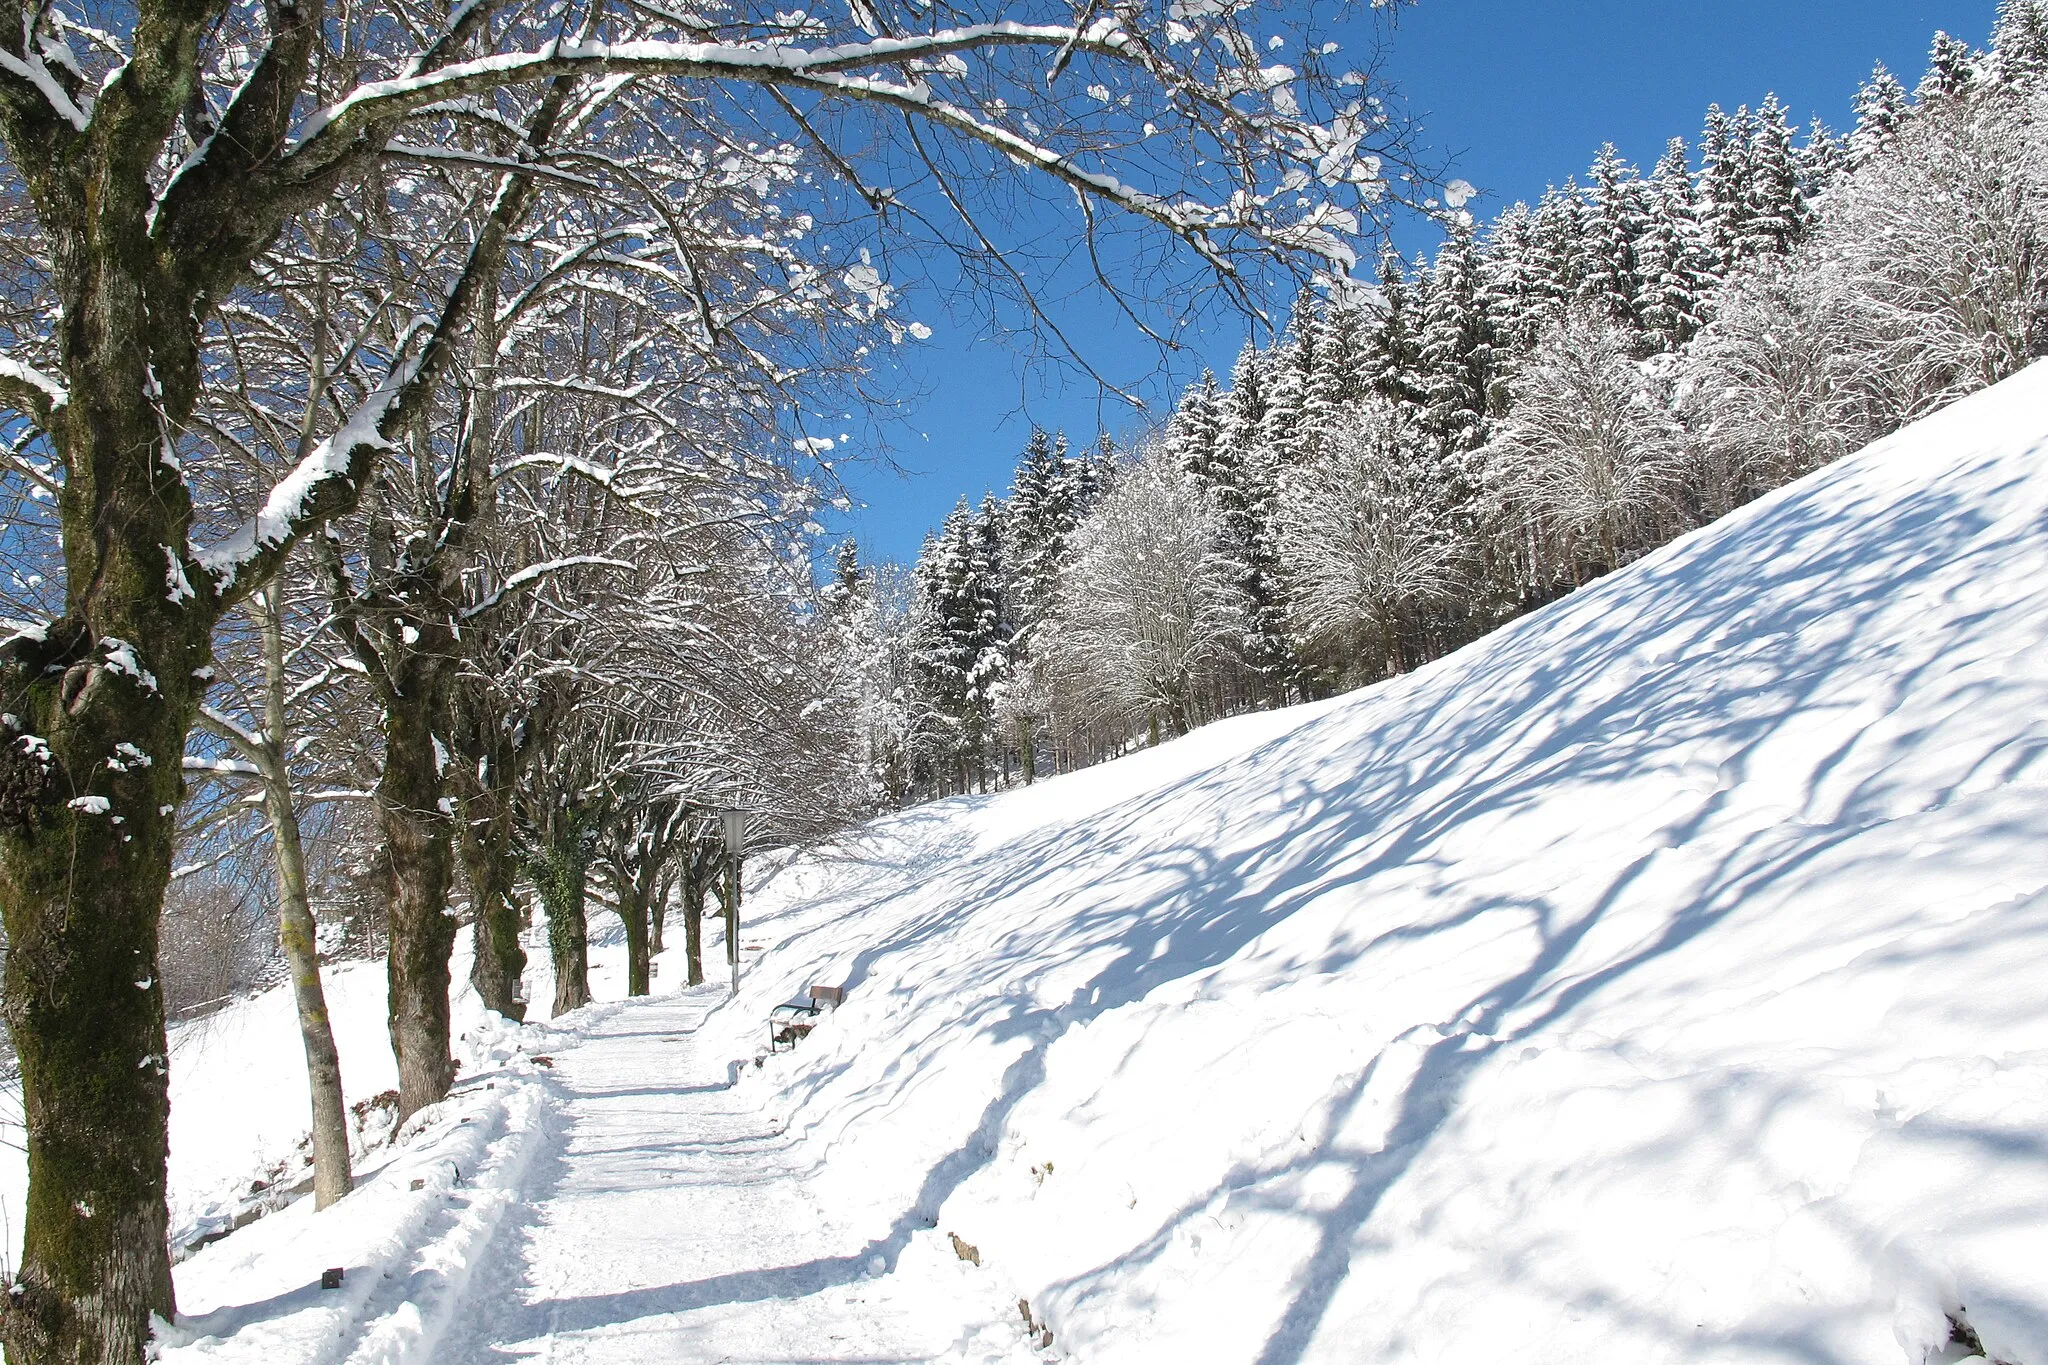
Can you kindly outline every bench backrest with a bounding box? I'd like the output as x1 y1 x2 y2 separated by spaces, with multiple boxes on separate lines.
810 984 846 1008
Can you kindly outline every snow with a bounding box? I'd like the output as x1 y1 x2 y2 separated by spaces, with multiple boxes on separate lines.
194 360 416 593
101 636 159 693
25 360 2048 1362
0 48 90 132
684 360 2048 1364
0 353 68 411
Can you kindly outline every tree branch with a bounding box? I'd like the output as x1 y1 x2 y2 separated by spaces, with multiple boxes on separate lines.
0 353 66 431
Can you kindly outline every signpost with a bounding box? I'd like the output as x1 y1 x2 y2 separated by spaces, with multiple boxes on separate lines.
718 806 746 996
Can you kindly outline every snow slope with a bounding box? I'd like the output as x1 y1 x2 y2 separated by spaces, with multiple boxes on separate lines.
47 358 2048 1364
689 361 2048 1364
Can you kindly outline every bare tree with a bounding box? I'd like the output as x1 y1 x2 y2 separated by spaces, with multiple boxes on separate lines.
1048 443 1241 740
1483 310 1689 577
1277 398 1467 676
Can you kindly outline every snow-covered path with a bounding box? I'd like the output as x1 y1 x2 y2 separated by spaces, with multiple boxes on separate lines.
438 987 1022 1365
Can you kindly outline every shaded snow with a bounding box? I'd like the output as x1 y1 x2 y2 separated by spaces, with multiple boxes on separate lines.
700 359 2048 1364
17 357 2048 1364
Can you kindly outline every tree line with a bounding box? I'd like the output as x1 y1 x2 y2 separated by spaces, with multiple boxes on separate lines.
852 1 2048 800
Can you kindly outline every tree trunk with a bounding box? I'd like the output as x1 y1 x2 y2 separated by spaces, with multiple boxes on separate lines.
0 677 183 1365
683 846 707 987
379 677 460 1123
460 798 525 1021
255 589 353 1210
529 818 592 1017
0 257 211 1357
649 885 667 956
620 874 652 997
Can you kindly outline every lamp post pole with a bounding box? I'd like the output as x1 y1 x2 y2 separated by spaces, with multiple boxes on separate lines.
719 806 746 996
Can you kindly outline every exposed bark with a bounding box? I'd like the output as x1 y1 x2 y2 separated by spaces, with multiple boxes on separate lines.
377 657 460 1122
0 239 204 1359
253 589 352 1209
682 842 709 987
454 703 526 1021
0 629 186 1365
619 876 652 997
463 833 526 1020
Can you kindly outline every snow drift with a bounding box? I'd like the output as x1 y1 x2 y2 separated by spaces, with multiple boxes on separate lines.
705 361 2048 1364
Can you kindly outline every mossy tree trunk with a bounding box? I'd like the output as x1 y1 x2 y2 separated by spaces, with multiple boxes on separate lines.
0 111 388 1363
453 698 525 1021
0 16 588 1355
523 801 600 1017
250 587 353 1209
375 639 461 1121
0 630 194 1364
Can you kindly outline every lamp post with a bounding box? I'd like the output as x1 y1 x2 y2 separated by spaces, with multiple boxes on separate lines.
717 806 746 996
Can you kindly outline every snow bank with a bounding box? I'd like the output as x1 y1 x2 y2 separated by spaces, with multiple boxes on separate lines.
157 1009 575 1365
2 935 553 1271
700 361 2048 1364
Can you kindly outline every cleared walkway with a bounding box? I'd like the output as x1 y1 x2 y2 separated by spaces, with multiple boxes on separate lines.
437 988 1028 1365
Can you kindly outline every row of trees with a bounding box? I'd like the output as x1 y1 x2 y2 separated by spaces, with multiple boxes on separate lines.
0 0 1430 1350
855 2 2048 797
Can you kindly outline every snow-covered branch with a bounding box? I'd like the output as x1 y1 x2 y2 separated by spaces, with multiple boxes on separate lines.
0 353 69 429
288 22 1134 152
462 555 636 620
192 353 418 602
0 44 92 134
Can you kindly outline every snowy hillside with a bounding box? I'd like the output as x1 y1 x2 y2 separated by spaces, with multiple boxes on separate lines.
699 360 2048 1364
149 359 2048 1364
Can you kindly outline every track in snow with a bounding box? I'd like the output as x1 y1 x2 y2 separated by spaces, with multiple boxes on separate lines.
438 987 1028 1365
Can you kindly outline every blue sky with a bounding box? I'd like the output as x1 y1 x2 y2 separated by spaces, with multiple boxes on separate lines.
829 0 1991 567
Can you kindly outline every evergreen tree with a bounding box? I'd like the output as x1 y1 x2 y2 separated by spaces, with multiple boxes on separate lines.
1920 31 1978 102
1219 342 1272 457
1635 138 1710 350
1185 381 1294 697
1579 143 1648 327
1418 223 1500 450
1365 244 1428 405
1481 202 1548 354
1167 372 1226 480
1008 429 1091 642
1992 0 2048 88
1304 299 1367 454
911 499 1011 779
1528 182 1591 312
1258 303 1314 467
1799 117 1847 194
1698 103 1757 276
826 537 864 615
1850 63 1912 165
967 495 1015 730
1741 95 1808 260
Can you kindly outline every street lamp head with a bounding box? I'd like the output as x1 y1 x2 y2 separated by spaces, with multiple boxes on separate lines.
718 806 747 857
